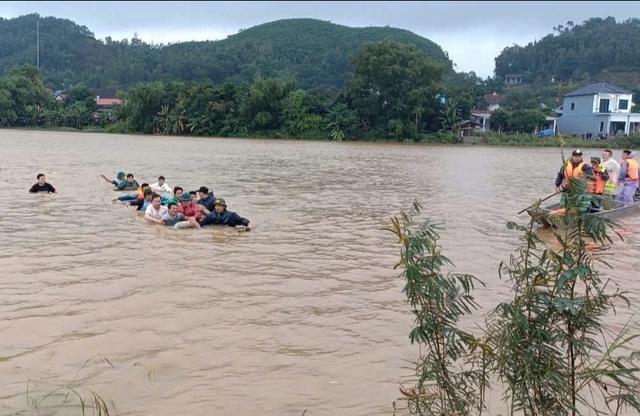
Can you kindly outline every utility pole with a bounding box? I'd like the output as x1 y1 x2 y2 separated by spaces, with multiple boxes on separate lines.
36 13 40 70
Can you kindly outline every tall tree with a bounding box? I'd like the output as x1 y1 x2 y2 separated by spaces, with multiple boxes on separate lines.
347 40 447 140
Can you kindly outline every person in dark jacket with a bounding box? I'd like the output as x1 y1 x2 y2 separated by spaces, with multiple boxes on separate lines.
115 173 139 191
196 186 216 211
195 198 252 231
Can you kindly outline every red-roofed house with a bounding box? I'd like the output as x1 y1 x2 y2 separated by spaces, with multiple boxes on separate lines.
463 93 506 133
483 92 506 111
96 96 122 108
95 95 122 121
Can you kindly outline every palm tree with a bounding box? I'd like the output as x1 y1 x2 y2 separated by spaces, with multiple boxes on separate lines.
439 99 462 132
67 101 91 129
169 108 187 135
156 105 171 134
187 115 207 135
24 105 43 126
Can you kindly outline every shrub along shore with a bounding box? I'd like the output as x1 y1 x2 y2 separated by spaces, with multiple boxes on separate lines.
10 125 640 151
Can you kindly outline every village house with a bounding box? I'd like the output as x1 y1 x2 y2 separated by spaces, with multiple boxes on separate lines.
467 110 558 136
454 119 483 138
504 73 523 84
94 95 122 120
466 92 558 135
52 90 66 102
556 82 640 136
483 92 505 111
96 96 122 111
470 110 492 132
463 94 505 134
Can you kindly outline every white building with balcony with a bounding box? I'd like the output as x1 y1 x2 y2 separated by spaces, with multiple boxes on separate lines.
557 83 640 136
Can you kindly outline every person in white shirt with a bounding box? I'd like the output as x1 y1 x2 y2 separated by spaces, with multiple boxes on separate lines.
149 175 172 193
601 149 620 194
144 194 169 224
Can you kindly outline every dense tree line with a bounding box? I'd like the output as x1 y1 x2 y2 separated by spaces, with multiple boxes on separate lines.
6 11 640 132
0 8 565 142
495 17 640 83
492 16 640 117
0 14 449 91
3 38 533 142
0 64 100 129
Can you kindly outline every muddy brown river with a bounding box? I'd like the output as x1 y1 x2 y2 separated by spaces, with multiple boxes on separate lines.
1 130 639 416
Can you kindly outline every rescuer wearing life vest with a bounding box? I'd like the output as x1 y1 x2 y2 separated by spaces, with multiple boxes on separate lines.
587 157 610 212
554 149 595 193
553 149 595 212
616 150 639 207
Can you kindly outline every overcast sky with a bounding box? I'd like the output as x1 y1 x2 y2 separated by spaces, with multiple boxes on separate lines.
1 1 639 78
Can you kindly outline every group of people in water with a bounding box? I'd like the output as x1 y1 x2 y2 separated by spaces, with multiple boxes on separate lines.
553 148 640 213
29 148 639 226
30 171 253 231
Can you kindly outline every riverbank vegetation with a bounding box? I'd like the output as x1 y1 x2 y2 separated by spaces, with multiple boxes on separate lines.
4 15 640 145
6 57 638 146
0 41 470 143
391 175 640 415
469 132 640 149
8 355 117 415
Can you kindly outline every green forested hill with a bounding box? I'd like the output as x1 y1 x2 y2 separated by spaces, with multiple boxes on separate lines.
0 14 450 90
495 17 640 83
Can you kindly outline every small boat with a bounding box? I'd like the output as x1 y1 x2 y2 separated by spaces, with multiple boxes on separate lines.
527 195 640 228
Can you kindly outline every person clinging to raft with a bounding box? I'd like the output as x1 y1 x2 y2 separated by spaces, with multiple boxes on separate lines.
100 171 126 187
193 198 253 231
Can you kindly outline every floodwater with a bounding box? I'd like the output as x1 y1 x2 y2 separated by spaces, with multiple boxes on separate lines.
1 130 639 416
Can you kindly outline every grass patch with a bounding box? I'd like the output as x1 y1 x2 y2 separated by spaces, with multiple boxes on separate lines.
7 125 640 149
5 355 117 416
469 132 640 149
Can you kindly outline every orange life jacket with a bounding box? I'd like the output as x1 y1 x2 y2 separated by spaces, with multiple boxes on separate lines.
136 186 156 199
563 160 585 189
625 158 639 182
587 164 606 194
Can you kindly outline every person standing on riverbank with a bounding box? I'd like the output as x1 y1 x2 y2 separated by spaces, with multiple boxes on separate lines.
616 150 639 207
28 174 57 193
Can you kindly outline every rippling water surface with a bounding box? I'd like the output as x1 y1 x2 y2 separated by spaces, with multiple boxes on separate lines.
1 130 639 415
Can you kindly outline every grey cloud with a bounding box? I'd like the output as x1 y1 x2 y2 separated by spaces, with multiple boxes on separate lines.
1 0 639 78
2 1 640 39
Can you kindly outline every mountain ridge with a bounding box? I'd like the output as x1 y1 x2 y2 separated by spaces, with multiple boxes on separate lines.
0 14 451 90
494 17 640 87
